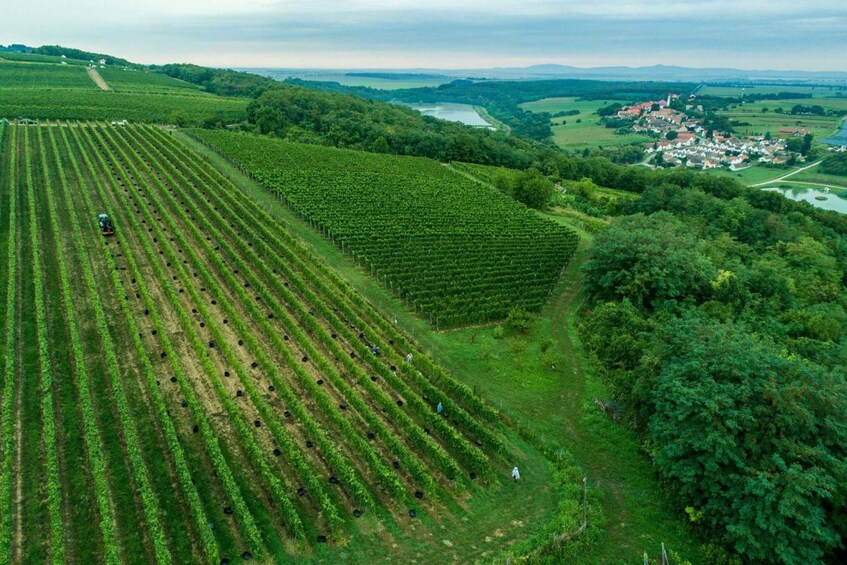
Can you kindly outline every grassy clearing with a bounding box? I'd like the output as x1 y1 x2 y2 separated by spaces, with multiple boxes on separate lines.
180 130 703 562
0 60 247 124
705 164 801 185
789 169 847 188
519 97 651 151
717 98 847 138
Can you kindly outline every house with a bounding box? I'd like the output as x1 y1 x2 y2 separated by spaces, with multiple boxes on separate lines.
728 154 748 167
779 128 810 137
686 156 704 168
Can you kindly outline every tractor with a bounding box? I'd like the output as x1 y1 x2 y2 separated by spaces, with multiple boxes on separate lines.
98 213 115 236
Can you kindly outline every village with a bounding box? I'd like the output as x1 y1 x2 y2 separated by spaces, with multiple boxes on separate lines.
613 95 808 170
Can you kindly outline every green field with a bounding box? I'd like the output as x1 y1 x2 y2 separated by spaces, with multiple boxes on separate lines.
97 67 206 95
717 98 847 139
193 130 578 328
706 164 799 185
698 84 847 98
520 97 651 150
0 61 96 89
0 52 92 66
788 169 847 189
519 96 619 115
0 59 248 124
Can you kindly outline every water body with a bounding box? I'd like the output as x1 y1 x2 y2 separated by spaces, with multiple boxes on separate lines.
764 185 847 214
406 103 494 128
823 120 847 146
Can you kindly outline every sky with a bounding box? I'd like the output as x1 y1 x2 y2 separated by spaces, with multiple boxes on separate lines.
5 0 847 70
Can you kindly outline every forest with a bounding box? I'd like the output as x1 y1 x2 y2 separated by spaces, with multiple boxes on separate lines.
579 183 847 563
820 151 847 176
285 77 696 141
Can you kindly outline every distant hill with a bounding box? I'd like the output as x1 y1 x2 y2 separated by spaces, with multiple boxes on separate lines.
242 64 847 85
483 64 847 83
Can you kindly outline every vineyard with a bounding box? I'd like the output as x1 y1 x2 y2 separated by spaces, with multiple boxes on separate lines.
192 131 579 328
96 68 207 96
451 161 524 186
0 122 570 563
0 60 247 124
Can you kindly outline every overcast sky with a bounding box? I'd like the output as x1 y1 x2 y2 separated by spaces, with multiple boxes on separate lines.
6 0 847 70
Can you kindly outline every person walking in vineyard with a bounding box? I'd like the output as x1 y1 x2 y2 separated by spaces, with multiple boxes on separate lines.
406 352 413 363
436 402 443 414
512 467 520 482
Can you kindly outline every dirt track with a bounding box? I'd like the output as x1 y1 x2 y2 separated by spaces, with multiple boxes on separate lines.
86 67 112 91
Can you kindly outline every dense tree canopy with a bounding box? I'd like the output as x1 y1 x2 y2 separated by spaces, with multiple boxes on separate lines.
581 212 716 308
579 181 847 563
286 77 695 141
244 85 539 168
820 151 847 176
651 317 847 564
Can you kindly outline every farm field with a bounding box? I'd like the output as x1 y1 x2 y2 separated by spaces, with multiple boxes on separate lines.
716 98 847 139
697 84 847 98
192 130 579 329
0 59 248 124
0 61 96 89
96 67 206 95
0 52 92 66
0 123 577 563
520 97 651 150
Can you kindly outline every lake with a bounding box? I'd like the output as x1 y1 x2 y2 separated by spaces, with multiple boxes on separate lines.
405 103 494 128
764 185 847 214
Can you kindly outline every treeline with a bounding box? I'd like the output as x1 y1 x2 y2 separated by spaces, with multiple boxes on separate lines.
820 151 847 176
789 103 847 117
284 78 695 141
346 72 447 80
34 45 135 67
245 86 538 167
154 64 276 98
579 183 847 563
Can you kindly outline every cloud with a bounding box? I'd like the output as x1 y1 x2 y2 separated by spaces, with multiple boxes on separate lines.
9 1 847 69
